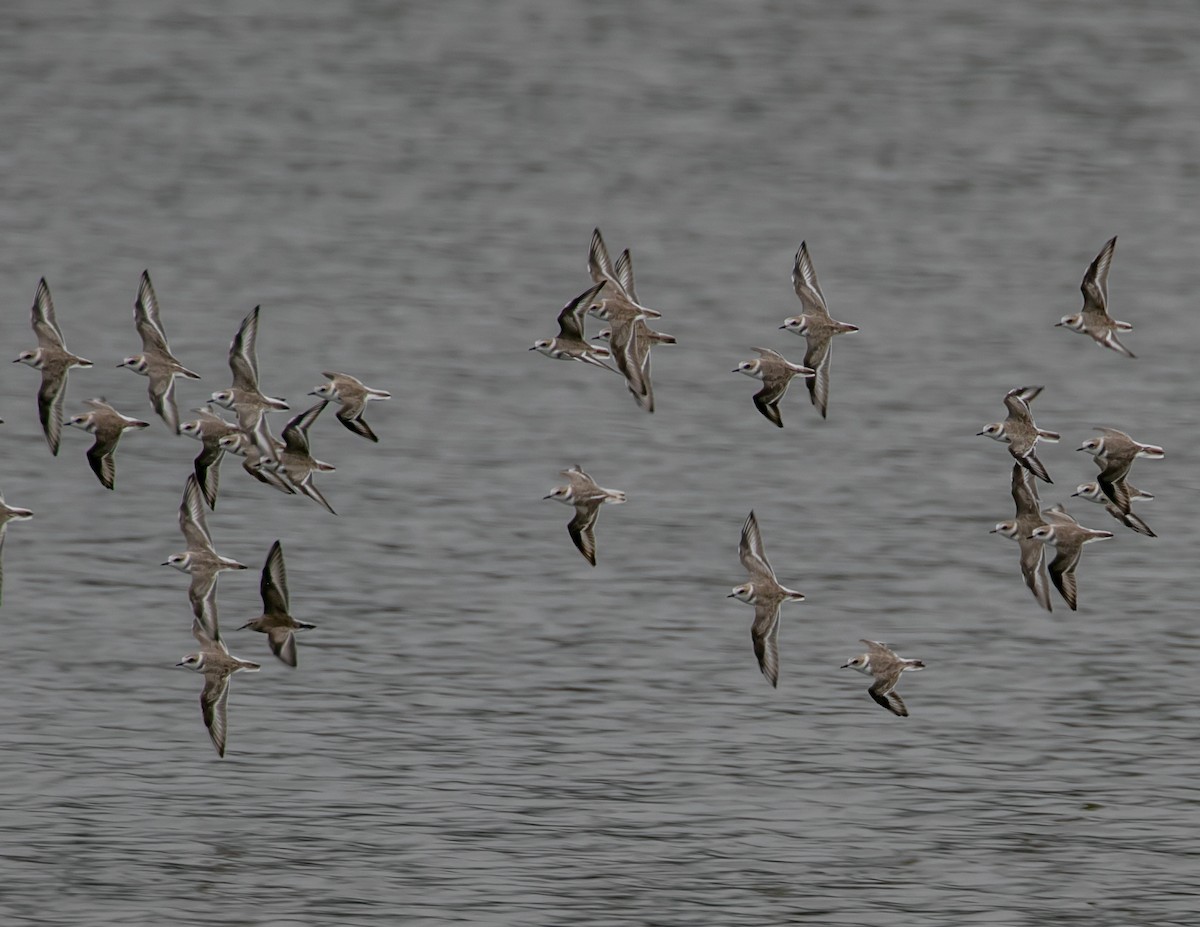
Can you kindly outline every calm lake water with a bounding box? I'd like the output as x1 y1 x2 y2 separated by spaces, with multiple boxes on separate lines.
1 1 1199 924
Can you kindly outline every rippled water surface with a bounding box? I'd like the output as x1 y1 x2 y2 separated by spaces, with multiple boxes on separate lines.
2 2 1199 924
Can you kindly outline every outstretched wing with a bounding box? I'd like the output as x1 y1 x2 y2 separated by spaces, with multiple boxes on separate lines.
1080 236 1116 318
260 539 290 615
281 401 327 456
1047 546 1082 611
803 334 832 419
751 604 781 688
228 306 262 391
31 278 66 349
179 474 215 551
134 270 171 355
614 248 639 303
556 282 606 342
738 510 775 580
200 674 231 757
790 241 830 319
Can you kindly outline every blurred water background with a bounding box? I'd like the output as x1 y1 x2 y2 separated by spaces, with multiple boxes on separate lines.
1 1 1199 924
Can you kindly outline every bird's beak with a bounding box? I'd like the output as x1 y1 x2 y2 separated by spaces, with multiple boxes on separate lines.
725 592 736 598
115 362 125 368
1070 490 1082 497
988 527 998 533
175 660 187 666
1075 445 1088 452
731 367 741 374
778 324 788 330
975 430 986 436
839 662 852 669
1053 321 1064 327
528 346 538 351
542 494 553 500
160 560 171 566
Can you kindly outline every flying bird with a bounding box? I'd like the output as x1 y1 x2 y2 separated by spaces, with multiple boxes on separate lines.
117 270 201 433
841 640 925 716
728 511 805 687
1055 236 1135 358
66 398 150 490
238 540 317 668
780 241 860 418
309 371 391 442
977 386 1060 483
13 278 94 455
732 348 815 428
543 465 626 566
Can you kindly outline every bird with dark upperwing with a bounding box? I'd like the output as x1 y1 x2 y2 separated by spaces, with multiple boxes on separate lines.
14 278 93 456
728 511 805 688
117 270 200 433
66 398 150 490
544 465 626 566
977 386 1060 483
1027 505 1114 612
178 406 242 509
210 305 289 459
841 640 925 717
1055 236 1135 358
238 540 317 668
530 281 617 373
177 615 260 759
1076 427 1164 514
732 347 815 428
310 371 391 442
780 241 859 419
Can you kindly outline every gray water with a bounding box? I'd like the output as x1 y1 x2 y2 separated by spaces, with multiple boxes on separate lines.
1 1 1199 924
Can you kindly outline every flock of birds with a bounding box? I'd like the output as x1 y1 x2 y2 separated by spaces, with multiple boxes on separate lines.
0 230 1160 751
980 237 1163 615
531 230 1161 717
7 272 390 756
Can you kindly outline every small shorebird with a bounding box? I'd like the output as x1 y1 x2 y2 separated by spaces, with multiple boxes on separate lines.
728 510 805 688
269 401 337 515
977 385 1060 483
0 487 33 607
66 398 150 490
14 278 94 456
1028 505 1114 611
1056 236 1135 358
585 228 664 324
218 428 296 496
238 540 317 668
779 241 860 418
309 371 391 443
179 405 242 509
733 348 815 428
117 271 200 433
1076 427 1164 513
162 475 247 638
841 640 925 717
990 464 1054 612
583 231 670 412
544 465 626 566
1071 481 1155 537
530 281 616 372
177 615 260 758
210 306 289 454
